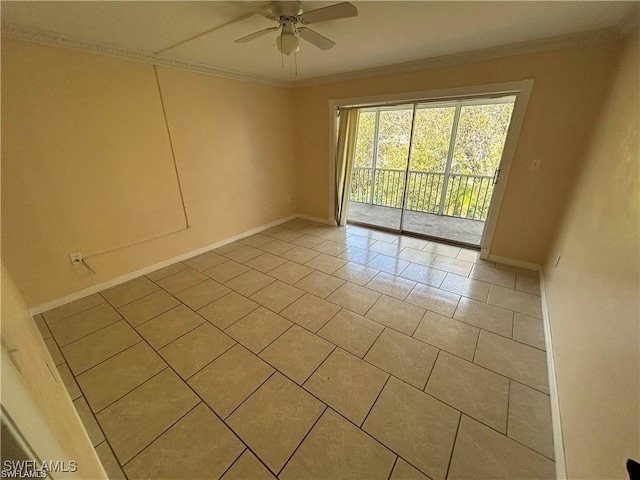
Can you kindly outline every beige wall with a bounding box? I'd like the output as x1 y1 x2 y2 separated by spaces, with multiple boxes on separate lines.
1 38 296 307
292 40 620 264
542 28 639 479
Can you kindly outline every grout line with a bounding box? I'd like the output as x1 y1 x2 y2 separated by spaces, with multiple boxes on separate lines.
444 412 463 479
387 456 399 480
360 374 391 428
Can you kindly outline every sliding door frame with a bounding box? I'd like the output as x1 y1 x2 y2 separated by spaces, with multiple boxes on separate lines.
328 79 534 259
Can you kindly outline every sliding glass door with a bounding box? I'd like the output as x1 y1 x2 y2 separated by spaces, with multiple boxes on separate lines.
348 96 515 247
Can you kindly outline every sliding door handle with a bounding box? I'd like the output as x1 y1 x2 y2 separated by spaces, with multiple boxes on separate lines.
492 168 501 185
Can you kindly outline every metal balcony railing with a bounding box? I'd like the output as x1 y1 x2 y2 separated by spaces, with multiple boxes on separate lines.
350 167 495 221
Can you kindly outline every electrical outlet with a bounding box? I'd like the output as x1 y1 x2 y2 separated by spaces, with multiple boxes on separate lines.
69 253 83 266
262 201 268 210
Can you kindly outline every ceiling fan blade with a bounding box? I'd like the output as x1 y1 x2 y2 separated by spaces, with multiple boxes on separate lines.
227 1 276 20
235 26 279 43
298 27 335 50
299 2 357 24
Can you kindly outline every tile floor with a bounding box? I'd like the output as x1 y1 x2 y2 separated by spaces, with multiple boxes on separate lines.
35 219 555 480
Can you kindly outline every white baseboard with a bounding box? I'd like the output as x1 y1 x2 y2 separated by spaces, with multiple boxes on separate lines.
296 214 333 225
539 268 567 479
487 253 541 272
29 214 302 315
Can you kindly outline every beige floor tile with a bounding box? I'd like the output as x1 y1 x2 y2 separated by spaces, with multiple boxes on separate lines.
344 235 376 249
422 242 461 258
62 321 141 375
260 239 297 255
470 264 516 288
365 329 438 389
304 253 347 274
42 293 105 324
203 260 250 283
283 219 312 231
508 382 555 459
370 230 400 243
426 352 509 432
456 248 480 263
448 416 555 480
271 229 305 242
316 228 350 243
145 262 188 282
280 408 396 480
318 309 383 357
57 363 82 400
366 272 417 300
225 307 292 353
227 373 325 474
156 268 208 294
250 281 305 313
513 313 546 350
363 377 460 480
77 342 166 413
44 338 64 366
291 234 325 249
312 240 348 256
102 277 159 308
49 303 121 347
366 295 425 335
189 344 274 418
326 282 381 315
224 245 264 263
95 442 126 480
198 292 259 329
184 251 227 272
474 331 549 393
338 246 379 265
495 263 539 277
241 233 277 248
176 278 231 310
280 246 321 264
294 270 345 298
367 254 410 275
280 293 341 333
225 270 276 296
159 323 235 379
454 297 514 337
74 397 104 446
333 262 380 286
244 253 287 273
117 290 180 327
369 240 403 257
440 273 491 302
34 314 52 339
397 248 436 267
488 285 543 318
406 284 460 317
305 348 388 426
260 325 334 384
389 458 431 480
97 369 199 464
429 255 473 276
214 241 244 255
268 261 314 285
222 450 276 480
516 273 541 295
124 403 244 479
394 236 430 250
413 311 479 361
136 304 205 349
399 263 447 287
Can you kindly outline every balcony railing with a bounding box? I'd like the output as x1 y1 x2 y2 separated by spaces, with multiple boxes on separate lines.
350 167 495 221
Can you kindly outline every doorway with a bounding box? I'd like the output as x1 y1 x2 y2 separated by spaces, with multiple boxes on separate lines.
347 95 516 247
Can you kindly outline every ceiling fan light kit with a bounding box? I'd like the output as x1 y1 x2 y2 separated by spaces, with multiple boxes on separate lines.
232 1 358 58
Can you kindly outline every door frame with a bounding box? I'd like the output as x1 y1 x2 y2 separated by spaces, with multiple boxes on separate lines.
328 79 534 258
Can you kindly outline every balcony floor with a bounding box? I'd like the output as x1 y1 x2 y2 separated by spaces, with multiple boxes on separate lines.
348 202 485 246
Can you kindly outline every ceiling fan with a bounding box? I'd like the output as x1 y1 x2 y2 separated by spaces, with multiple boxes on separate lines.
230 1 358 56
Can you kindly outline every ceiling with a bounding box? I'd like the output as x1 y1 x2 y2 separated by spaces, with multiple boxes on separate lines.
1 1 635 83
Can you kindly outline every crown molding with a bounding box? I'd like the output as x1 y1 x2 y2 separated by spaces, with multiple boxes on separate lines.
2 21 622 89
293 27 619 87
1 22 292 87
